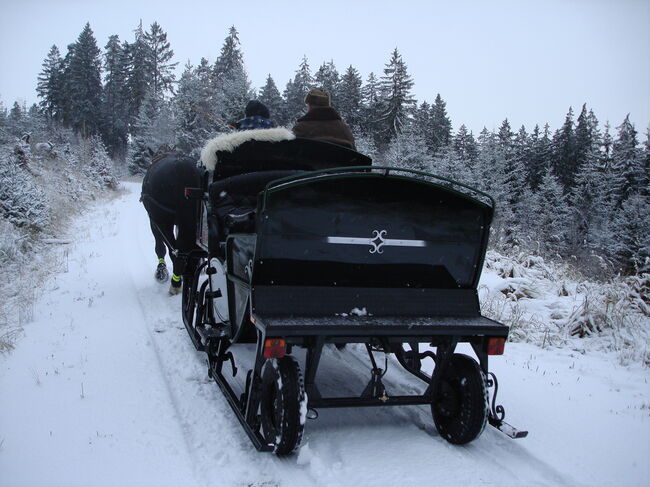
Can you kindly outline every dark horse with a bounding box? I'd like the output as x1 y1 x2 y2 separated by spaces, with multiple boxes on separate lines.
140 147 203 294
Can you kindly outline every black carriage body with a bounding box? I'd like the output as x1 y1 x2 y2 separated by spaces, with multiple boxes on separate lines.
184 134 525 453
225 170 507 343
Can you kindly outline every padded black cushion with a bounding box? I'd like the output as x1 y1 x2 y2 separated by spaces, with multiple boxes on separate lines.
208 170 304 242
213 138 371 179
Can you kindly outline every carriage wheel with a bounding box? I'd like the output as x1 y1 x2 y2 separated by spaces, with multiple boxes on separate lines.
260 356 306 455
431 353 488 445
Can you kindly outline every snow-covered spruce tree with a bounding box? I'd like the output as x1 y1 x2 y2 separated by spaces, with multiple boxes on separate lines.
258 75 287 126
125 21 153 131
529 169 571 256
78 136 118 189
452 124 479 166
611 193 650 274
509 125 531 221
568 154 614 260
353 131 379 160
360 72 382 141
6 102 28 138
431 144 476 187
384 126 432 172
0 148 50 230
174 60 221 158
101 35 130 160
143 21 177 100
412 101 431 142
574 104 594 175
284 56 313 124
611 115 643 205
63 23 103 137
213 26 252 123
551 107 577 191
337 66 363 132
474 128 516 249
314 60 340 106
0 102 8 144
36 45 65 121
128 91 175 174
526 124 552 190
429 94 452 154
641 125 650 196
377 48 416 146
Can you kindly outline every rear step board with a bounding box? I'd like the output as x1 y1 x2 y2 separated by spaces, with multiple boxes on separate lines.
489 417 528 439
196 324 228 344
255 314 508 337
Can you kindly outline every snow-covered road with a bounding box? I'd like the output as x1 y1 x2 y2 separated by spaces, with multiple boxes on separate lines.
1 182 648 487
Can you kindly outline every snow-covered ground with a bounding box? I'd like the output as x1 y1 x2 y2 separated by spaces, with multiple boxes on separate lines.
1 182 648 487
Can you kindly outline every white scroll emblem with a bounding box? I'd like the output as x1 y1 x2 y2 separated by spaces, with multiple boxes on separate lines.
327 230 426 254
369 230 387 254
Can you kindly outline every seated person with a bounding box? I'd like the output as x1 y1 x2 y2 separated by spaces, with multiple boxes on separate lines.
234 100 275 130
291 88 356 149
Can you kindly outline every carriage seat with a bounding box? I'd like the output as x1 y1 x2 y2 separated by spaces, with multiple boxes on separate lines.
207 170 304 253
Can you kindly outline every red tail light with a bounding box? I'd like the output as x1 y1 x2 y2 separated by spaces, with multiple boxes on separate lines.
263 338 286 359
487 337 506 355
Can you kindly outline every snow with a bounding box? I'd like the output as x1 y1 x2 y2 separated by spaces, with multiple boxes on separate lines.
1 182 649 487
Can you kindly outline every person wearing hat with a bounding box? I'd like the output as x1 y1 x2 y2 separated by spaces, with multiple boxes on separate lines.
235 100 275 130
291 88 356 149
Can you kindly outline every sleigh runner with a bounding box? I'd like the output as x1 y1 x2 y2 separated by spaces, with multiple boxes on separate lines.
180 128 527 455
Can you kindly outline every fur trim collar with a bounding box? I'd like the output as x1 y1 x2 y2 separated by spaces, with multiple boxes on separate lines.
200 127 295 171
297 106 341 122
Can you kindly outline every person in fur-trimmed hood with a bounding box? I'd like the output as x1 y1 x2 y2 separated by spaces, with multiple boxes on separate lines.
291 88 356 149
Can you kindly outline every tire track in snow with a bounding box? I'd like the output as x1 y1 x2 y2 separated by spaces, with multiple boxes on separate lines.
119 182 316 486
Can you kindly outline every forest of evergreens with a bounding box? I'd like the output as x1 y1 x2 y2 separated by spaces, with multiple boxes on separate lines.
1 22 648 277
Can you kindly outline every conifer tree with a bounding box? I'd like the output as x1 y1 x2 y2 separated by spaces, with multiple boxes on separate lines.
552 107 577 190
284 56 313 123
174 60 220 157
143 21 177 98
361 72 382 137
101 35 130 159
36 45 65 120
314 60 340 105
384 127 432 172
529 169 570 255
128 91 174 174
258 75 286 125
430 94 452 153
570 161 613 255
452 125 478 164
526 125 548 190
611 193 650 273
412 101 431 140
63 23 103 137
574 104 594 175
378 49 415 144
213 26 251 122
125 21 152 130
611 115 643 204
336 66 363 132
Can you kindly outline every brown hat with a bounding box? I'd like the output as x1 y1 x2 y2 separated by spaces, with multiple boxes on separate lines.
304 88 330 107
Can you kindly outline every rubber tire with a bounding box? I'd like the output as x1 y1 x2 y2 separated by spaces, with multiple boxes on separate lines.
431 353 488 445
260 356 306 455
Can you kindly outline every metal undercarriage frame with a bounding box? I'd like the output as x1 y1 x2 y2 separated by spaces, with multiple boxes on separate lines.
181 263 527 452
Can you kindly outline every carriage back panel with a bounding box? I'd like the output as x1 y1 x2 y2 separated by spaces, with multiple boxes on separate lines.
249 173 493 318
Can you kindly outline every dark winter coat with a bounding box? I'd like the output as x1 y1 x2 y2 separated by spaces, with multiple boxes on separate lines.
291 107 356 149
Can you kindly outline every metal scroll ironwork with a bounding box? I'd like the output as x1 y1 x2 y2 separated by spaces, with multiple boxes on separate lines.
487 371 506 421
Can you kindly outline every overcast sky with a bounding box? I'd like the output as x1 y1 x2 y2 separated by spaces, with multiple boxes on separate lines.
1 0 648 135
